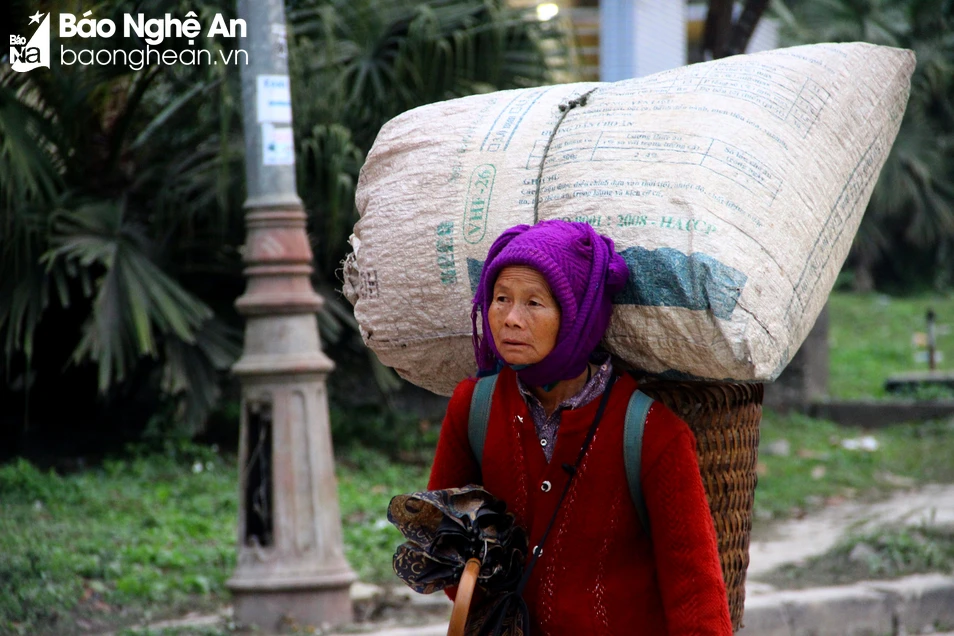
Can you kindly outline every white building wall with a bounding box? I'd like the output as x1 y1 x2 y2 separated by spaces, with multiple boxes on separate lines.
633 0 688 77
600 0 687 81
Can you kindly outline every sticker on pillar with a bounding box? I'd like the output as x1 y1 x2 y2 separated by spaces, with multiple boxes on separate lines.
262 123 294 165
256 74 291 123
271 24 288 62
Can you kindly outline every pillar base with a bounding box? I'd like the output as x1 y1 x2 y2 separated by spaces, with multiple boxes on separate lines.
230 583 354 631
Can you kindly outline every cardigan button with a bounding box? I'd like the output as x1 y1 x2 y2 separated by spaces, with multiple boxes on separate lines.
540 480 552 493
540 438 548 447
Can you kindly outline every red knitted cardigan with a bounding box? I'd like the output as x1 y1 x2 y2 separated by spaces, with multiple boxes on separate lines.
428 367 733 635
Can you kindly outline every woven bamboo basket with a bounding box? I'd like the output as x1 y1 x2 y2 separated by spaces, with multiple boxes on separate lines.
637 380 763 632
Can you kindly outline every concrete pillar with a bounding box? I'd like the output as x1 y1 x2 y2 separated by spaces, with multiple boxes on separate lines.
228 212 356 630
600 0 687 81
764 304 830 411
227 0 356 629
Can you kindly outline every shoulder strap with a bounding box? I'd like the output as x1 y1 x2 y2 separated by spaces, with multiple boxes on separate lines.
624 390 654 533
468 374 499 466
469 374 651 530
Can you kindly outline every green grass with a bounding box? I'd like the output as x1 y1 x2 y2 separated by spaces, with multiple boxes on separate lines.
759 522 954 589
755 411 954 519
0 444 428 636
336 448 429 583
828 292 954 399
0 444 235 636
117 629 229 636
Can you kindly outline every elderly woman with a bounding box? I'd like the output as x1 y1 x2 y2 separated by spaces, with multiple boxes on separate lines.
428 220 732 634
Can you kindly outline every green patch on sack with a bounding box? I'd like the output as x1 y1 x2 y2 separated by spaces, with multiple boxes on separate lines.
436 221 458 285
463 164 495 244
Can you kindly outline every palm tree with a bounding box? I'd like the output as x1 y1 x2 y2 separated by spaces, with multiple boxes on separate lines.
771 0 954 290
1 0 246 453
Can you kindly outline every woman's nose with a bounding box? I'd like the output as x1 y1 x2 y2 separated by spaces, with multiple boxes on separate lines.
504 305 526 328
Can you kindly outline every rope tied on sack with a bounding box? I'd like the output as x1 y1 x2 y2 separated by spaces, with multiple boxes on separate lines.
532 88 599 224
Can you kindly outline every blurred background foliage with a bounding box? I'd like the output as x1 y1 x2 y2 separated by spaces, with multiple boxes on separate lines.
1 0 953 459
0 0 574 459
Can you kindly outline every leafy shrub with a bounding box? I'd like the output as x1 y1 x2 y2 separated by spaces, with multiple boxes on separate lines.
331 405 440 461
0 459 78 505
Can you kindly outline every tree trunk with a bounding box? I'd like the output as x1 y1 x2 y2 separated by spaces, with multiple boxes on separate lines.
728 0 770 56
853 258 876 292
703 0 734 59
705 0 770 60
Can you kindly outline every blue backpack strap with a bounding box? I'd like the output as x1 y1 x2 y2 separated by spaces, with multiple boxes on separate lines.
624 390 654 533
468 374 499 467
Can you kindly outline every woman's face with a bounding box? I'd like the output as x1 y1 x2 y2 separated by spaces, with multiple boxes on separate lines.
488 266 561 366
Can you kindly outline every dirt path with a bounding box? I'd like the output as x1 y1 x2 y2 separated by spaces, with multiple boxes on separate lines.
747 483 954 579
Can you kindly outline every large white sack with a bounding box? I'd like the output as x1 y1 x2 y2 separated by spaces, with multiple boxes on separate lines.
345 42 914 396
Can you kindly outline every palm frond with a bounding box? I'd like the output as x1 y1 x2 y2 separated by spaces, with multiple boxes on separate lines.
0 76 62 211
44 201 213 391
298 123 365 278
162 316 241 434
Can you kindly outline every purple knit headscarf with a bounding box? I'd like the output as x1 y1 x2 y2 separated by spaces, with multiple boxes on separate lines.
472 220 630 387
